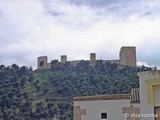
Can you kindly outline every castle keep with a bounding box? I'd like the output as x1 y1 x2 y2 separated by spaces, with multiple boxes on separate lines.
37 46 136 70
120 47 136 66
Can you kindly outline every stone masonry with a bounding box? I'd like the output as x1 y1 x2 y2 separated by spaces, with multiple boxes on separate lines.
37 56 51 70
120 46 136 66
73 106 86 120
61 55 67 64
37 46 137 70
122 105 140 120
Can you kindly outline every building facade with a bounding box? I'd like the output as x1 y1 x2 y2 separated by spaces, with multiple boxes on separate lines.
72 94 131 120
72 70 160 120
138 71 160 120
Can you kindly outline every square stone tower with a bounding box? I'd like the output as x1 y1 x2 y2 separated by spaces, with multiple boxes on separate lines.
120 46 136 66
90 53 96 66
61 55 67 64
37 56 51 69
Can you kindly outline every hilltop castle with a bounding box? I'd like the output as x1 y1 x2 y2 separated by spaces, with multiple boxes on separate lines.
37 46 136 70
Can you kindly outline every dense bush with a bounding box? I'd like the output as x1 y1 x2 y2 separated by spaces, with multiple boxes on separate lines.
0 62 152 119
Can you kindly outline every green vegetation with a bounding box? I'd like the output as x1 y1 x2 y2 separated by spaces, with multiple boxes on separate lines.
0 61 153 119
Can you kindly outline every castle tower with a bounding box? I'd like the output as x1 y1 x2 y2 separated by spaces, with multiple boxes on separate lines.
37 56 51 70
61 55 67 64
120 46 136 66
90 53 96 66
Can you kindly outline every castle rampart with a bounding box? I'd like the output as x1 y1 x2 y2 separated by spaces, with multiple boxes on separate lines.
37 46 137 70
102 60 120 64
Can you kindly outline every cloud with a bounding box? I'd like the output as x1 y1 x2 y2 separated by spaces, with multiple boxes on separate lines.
137 61 156 67
137 61 160 70
0 0 160 68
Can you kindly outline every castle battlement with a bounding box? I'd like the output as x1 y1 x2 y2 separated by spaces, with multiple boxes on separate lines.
37 46 137 70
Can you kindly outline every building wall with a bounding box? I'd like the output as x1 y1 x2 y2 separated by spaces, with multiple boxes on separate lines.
73 100 130 120
47 63 51 69
90 53 96 66
120 47 136 66
37 46 137 70
37 56 51 69
102 60 120 64
138 70 160 120
122 104 141 120
61 55 67 64
37 56 47 69
70 60 81 66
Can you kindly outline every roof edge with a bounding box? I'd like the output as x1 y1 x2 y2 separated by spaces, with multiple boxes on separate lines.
72 94 130 102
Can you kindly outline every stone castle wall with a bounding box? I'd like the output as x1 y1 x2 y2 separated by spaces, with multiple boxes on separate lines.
70 60 81 66
37 46 137 70
120 47 136 66
90 53 96 66
61 55 67 64
37 56 51 70
102 60 120 64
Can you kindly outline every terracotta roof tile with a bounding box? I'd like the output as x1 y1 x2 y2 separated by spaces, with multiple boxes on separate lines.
72 94 130 102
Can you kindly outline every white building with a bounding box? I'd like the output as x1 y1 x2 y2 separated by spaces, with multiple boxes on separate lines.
72 70 160 120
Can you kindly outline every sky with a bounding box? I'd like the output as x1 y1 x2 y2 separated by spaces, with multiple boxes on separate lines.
0 0 160 69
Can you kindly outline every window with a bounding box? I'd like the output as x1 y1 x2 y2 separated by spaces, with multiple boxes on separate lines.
39 61 44 66
101 113 107 119
154 106 160 120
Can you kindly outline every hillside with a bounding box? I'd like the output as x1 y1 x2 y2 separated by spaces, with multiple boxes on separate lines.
0 61 153 120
